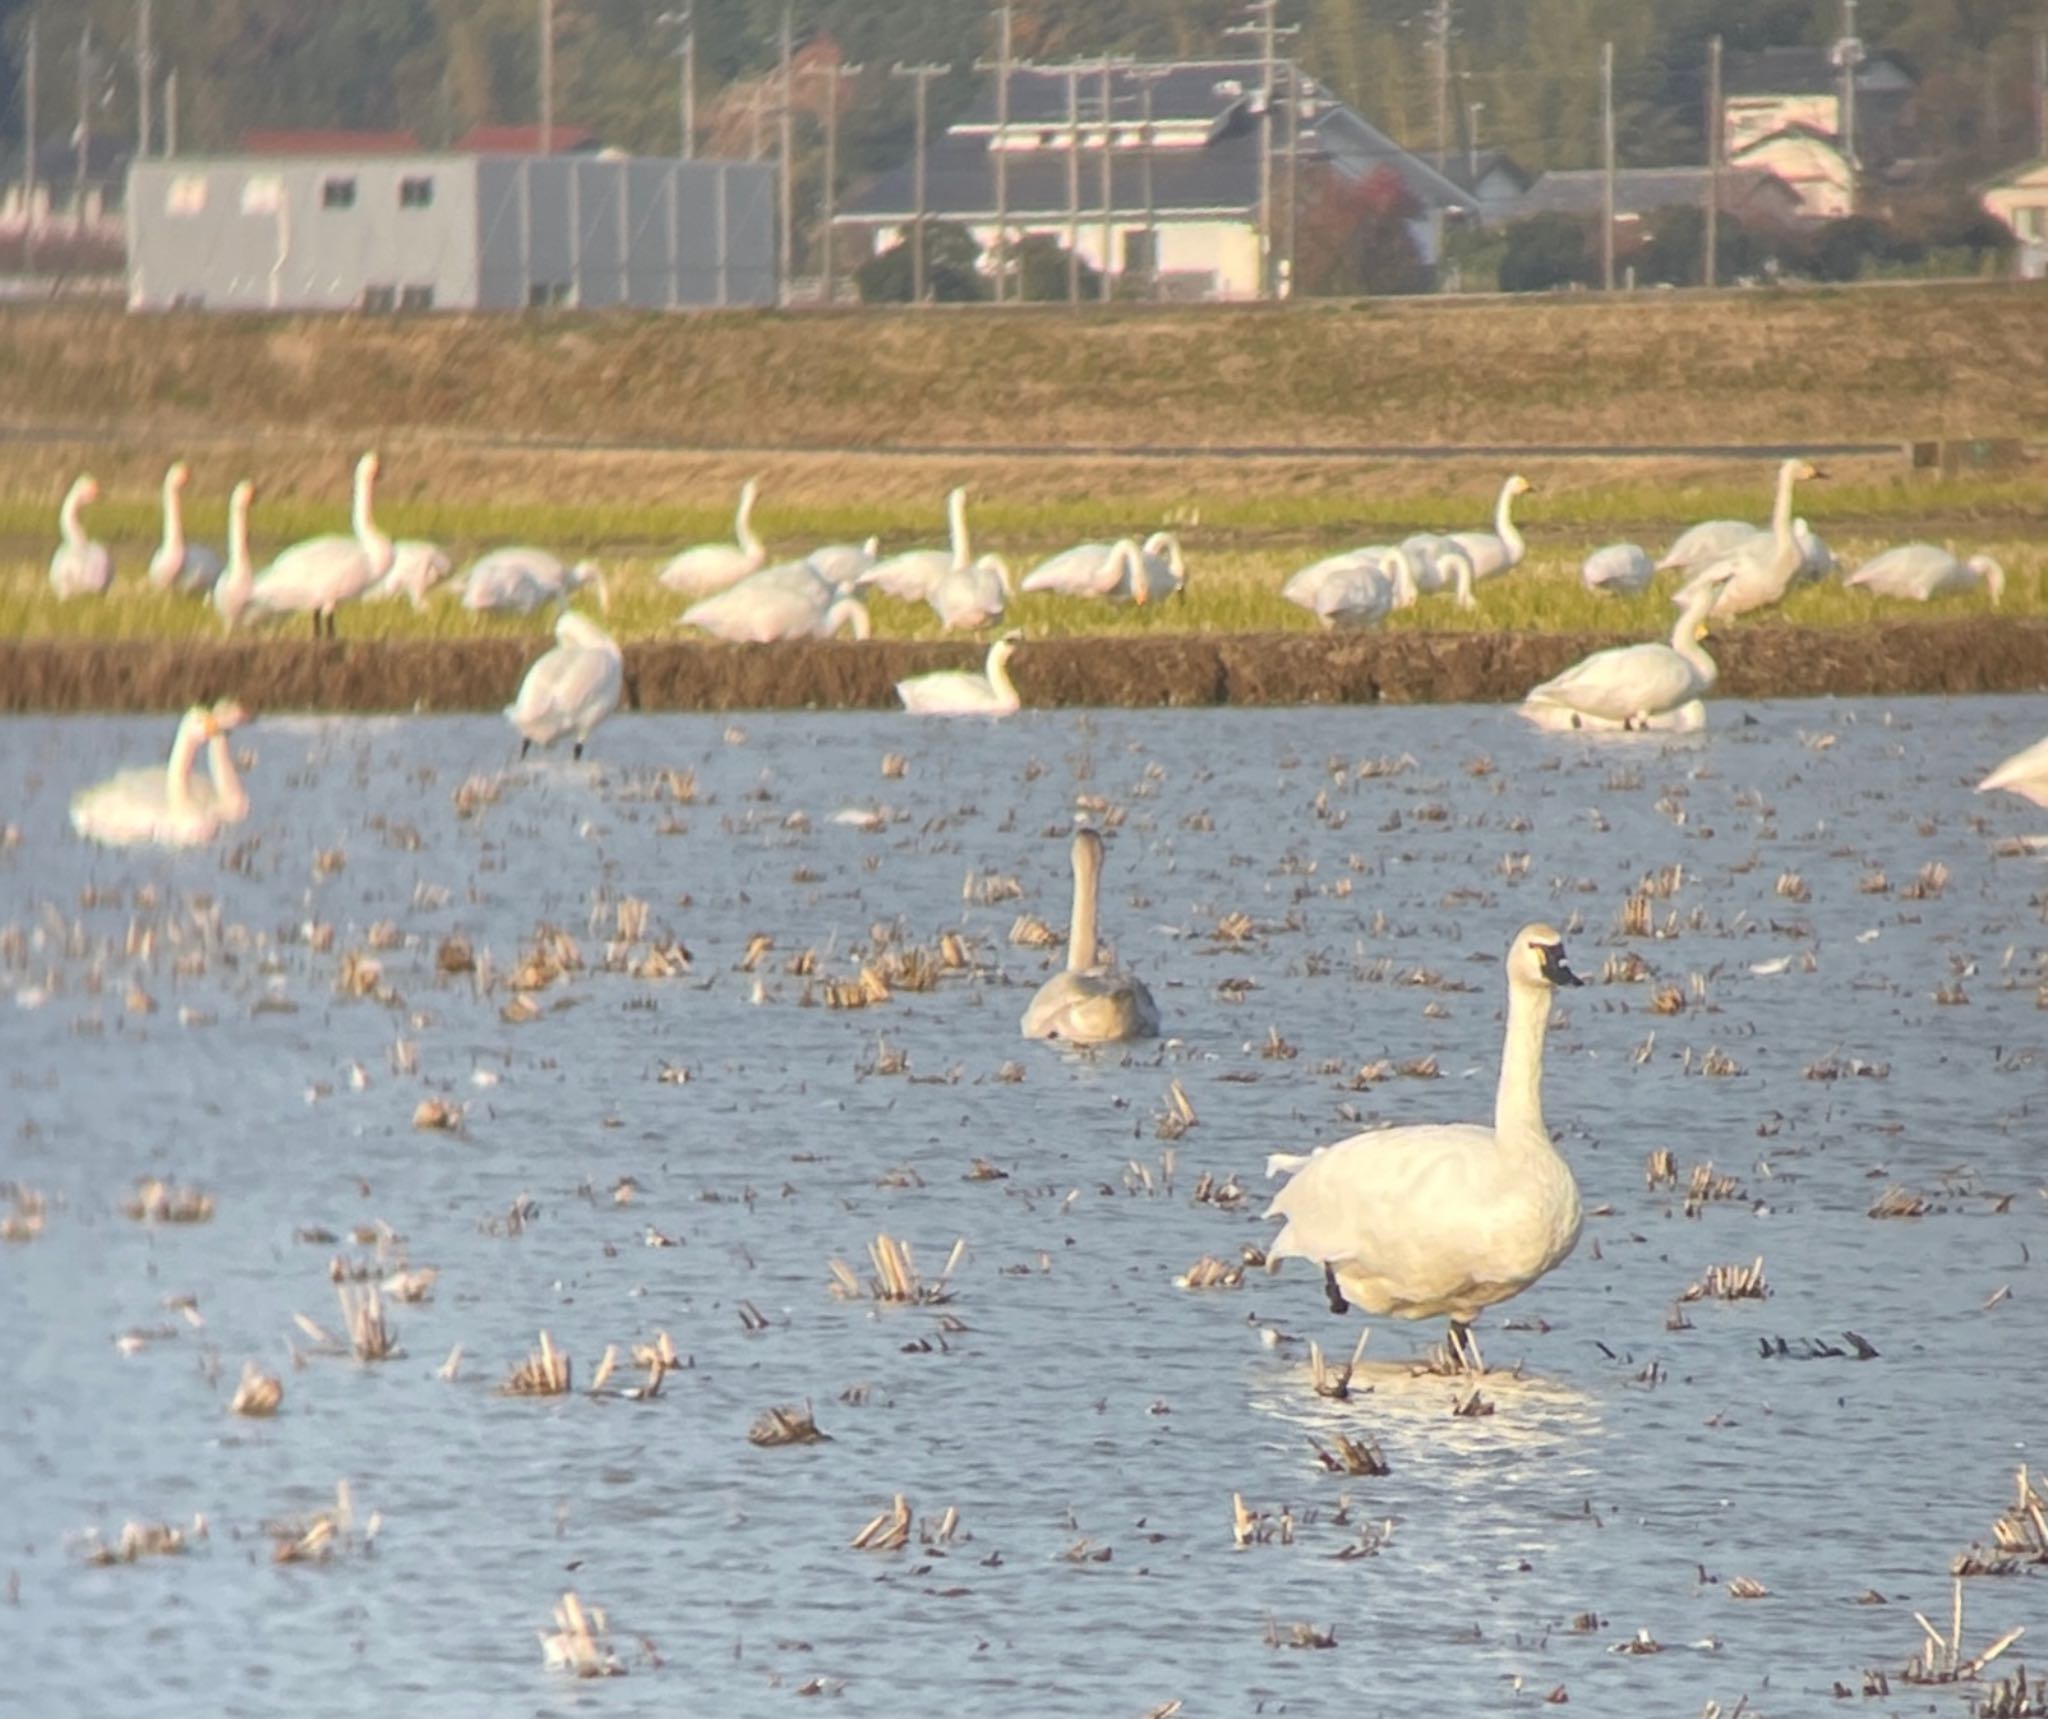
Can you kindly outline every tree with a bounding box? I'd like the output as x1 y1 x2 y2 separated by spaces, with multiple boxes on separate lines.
854 220 988 303
1292 164 1429 296
1499 212 1594 292
1012 233 1100 302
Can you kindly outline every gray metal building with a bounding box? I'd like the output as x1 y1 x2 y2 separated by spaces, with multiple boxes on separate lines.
126 153 776 312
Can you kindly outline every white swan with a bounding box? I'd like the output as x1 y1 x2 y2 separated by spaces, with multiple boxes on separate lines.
1580 542 1655 595
1673 458 1820 618
807 536 881 592
1263 923 1584 1366
462 548 608 615
1449 474 1534 581
680 560 870 642
212 481 257 633
49 475 113 599
366 540 454 608
1403 537 1477 609
1283 545 1418 628
1656 517 1755 573
186 699 252 824
1021 828 1160 1043
1791 517 1835 583
145 463 225 595
506 611 624 760
244 451 394 637
1522 568 1733 729
70 706 226 848
657 477 768 597
859 486 971 602
895 634 1021 716
928 553 1014 630
1978 733 2048 809
1109 531 1186 603
1845 543 2005 606
1020 539 1121 598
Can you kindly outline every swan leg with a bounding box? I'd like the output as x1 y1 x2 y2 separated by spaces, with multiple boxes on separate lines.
572 741 585 761
1322 1263 1349 1316
1445 1319 1485 1374
519 738 532 760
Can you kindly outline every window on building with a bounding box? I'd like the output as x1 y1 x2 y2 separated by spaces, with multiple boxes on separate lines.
1122 229 1156 276
528 280 572 308
241 175 283 216
361 284 396 313
166 174 207 216
322 177 357 210
400 176 434 209
399 285 434 312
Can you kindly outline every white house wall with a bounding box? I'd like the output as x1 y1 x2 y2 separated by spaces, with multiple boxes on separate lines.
1725 93 1839 156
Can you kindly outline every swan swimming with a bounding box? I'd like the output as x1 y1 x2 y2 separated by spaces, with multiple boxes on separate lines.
657 477 768 598
145 462 225 595
1978 733 2048 809
1673 458 1821 618
895 634 1021 716
1264 923 1584 1369
1845 543 2005 606
1020 828 1159 1044
1450 474 1534 581
49 474 113 599
70 705 229 848
859 487 971 602
462 548 609 615
506 611 625 759
244 451 394 638
1521 568 1733 730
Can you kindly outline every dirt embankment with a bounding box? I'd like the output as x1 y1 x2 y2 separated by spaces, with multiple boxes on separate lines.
4 619 2043 716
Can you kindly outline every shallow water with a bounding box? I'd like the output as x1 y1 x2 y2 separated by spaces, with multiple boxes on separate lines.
3 697 2045 1717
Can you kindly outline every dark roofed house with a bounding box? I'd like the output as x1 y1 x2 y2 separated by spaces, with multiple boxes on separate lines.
834 59 1475 300
240 129 422 155
1511 165 1801 226
1455 149 1533 225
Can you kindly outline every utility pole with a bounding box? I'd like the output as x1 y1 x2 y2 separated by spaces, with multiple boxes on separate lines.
892 62 950 304
75 20 91 225
658 8 695 160
1135 66 1165 300
1705 34 1722 288
1065 63 1080 304
1283 63 1301 299
1833 0 1864 166
1600 39 1615 291
779 2 794 302
164 68 177 156
2036 28 2047 161
23 15 36 269
1098 56 1116 301
1224 0 1298 299
539 0 554 153
1429 0 1452 174
136 0 153 160
974 4 1014 303
803 56 863 305
1467 99 1482 179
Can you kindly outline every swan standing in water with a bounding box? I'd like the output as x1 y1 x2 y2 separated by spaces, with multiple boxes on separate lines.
70 705 227 848
895 634 1021 716
928 554 1014 629
1978 733 2048 809
49 475 113 599
1845 543 2005 606
244 451 393 637
506 612 625 760
462 549 608 615
1283 545 1417 628
681 560 871 642
1521 569 1733 730
145 463 225 595
1264 923 1583 1369
212 481 257 632
1673 458 1821 617
1580 542 1654 595
1020 828 1160 1044
859 486 971 602
657 477 768 597
1450 474 1534 581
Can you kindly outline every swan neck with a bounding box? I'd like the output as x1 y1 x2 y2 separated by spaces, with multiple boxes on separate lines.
1494 976 1555 1142
948 491 971 564
735 486 762 556
1770 465 1798 545
1495 482 1524 556
986 643 1018 705
61 486 87 547
1668 593 1719 686
352 463 386 555
164 719 208 812
1067 839 1101 972
161 476 186 552
205 733 248 820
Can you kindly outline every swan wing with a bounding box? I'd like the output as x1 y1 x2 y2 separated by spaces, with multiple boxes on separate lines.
1527 642 1699 722
1020 542 1115 595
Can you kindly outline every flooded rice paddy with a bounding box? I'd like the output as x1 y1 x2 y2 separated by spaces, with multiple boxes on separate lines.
3 698 2045 1716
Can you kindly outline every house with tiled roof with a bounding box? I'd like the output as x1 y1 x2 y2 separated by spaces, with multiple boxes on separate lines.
1722 43 1913 166
1510 165 1802 226
832 59 1475 300
1728 122 1858 220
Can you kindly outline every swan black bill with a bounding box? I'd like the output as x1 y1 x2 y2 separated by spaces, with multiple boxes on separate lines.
1536 941 1583 988
1322 1263 1349 1316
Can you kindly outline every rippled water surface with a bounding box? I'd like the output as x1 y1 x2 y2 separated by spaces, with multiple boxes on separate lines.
4 697 2046 1718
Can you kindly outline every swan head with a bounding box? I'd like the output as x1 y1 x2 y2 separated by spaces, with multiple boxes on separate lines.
355 451 380 484
1788 459 1822 483
167 462 190 490
1508 923 1582 991
71 474 100 505
231 479 256 510
989 631 1021 669
1968 555 2006 605
210 698 250 732
1071 825 1105 877
1505 474 1534 498
862 536 881 557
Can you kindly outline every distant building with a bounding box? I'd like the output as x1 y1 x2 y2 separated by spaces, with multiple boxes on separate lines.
1728 125 1856 220
127 150 776 313
1981 159 2048 278
1455 150 1533 226
1510 165 1801 227
833 59 1476 300
1722 44 1913 167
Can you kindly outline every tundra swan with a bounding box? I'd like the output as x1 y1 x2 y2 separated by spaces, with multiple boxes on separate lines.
1450 474 1533 581
1580 542 1654 596
49 475 113 599
859 486 971 602
657 477 768 597
190 699 252 824
1114 531 1186 603
145 463 225 595
1283 546 1417 628
70 706 225 848
807 536 882 591
1020 828 1159 1044
1978 733 2048 808
245 451 393 637
1021 540 1121 598
367 540 454 608
928 553 1014 629
895 634 1021 716
1522 568 1732 729
1263 923 1584 1367
1656 518 1755 574
462 548 608 615
213 481 257 632
1673 458 1820 618
681 561 870 642
506 611 624 759
1845 544 2005 606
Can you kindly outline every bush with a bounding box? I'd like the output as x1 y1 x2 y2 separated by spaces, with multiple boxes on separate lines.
854 221 989 304
1499 213 1595 292
1012 233 1100 302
